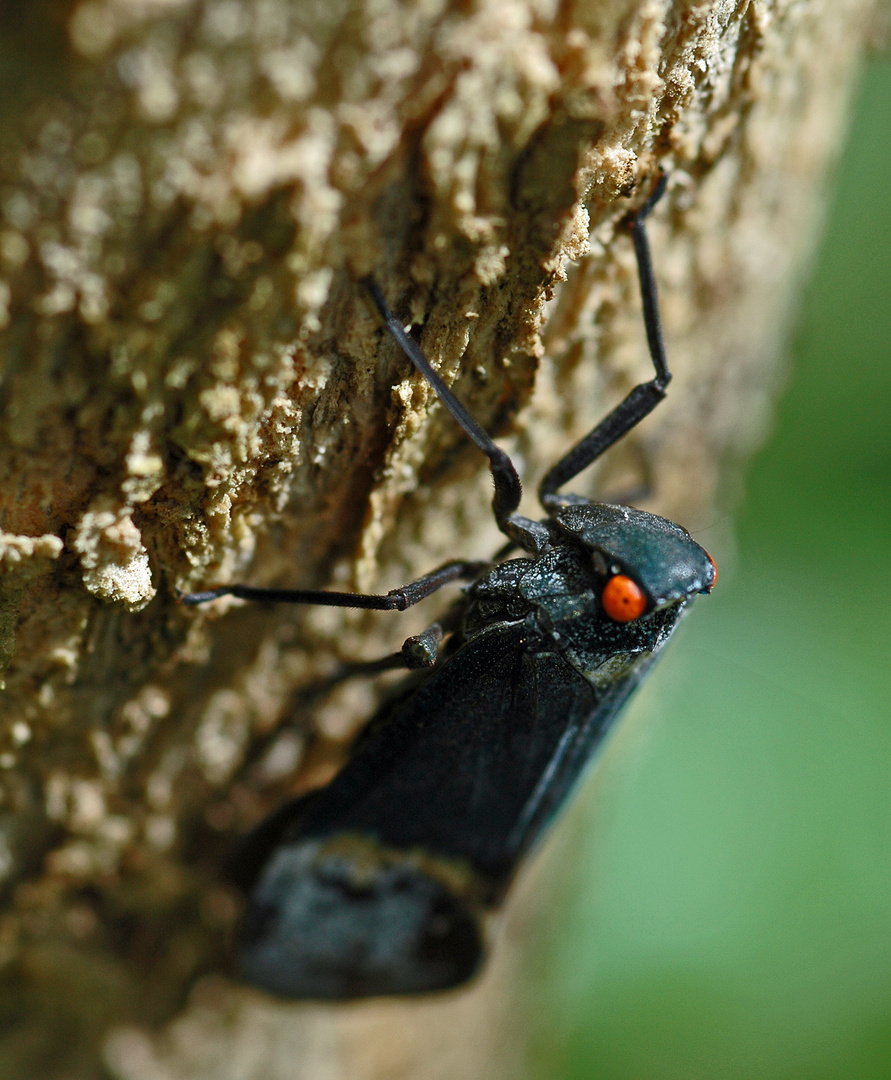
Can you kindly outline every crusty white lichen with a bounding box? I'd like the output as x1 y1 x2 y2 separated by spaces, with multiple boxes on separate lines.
70 503 155 610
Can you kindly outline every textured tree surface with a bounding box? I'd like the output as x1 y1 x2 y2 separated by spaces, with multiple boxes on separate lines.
0 0 878 1077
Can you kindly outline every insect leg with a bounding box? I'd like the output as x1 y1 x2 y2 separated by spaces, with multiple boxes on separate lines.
364 280 526 533
538 172 671 506
179 559 487 611
302 623 447 680
301 623 445 684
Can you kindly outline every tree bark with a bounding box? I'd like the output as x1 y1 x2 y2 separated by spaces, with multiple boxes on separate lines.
0 0 877 1077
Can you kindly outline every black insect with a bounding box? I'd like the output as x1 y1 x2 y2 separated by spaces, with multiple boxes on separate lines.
182 173 716 999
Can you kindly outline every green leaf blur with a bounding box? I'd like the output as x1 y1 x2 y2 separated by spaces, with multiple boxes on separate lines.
530 60 891 1080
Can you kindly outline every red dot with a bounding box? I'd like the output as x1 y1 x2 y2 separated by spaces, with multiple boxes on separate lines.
602 575 647 622
706 552 718 588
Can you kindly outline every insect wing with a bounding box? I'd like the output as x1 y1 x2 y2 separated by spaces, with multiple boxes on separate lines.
234 620 666 998
238 832 484 998
282 624 605 882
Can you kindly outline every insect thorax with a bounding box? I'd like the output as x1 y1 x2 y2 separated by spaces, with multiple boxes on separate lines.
462 518 682 692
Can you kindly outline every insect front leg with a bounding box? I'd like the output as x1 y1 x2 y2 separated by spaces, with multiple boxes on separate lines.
538 171 671 506
364 281 543 547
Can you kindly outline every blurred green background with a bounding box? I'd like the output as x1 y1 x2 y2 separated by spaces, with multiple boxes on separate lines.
529 60 891 1080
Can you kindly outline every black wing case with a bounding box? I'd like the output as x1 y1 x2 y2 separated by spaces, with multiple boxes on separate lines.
232 623 655 998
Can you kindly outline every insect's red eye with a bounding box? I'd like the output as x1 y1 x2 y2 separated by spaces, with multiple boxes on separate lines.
706 552 718 588
602 575 647 622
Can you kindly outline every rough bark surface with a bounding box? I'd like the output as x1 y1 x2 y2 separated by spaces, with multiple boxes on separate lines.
0 0 877 1077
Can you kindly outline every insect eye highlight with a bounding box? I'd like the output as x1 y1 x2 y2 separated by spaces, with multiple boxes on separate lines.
601 574 647 622
706 551 718 589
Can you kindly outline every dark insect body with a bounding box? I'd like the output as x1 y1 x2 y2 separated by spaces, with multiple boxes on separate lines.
182 173 716 999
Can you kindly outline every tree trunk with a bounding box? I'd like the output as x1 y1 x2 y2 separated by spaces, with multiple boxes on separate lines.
0 1 877 1077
